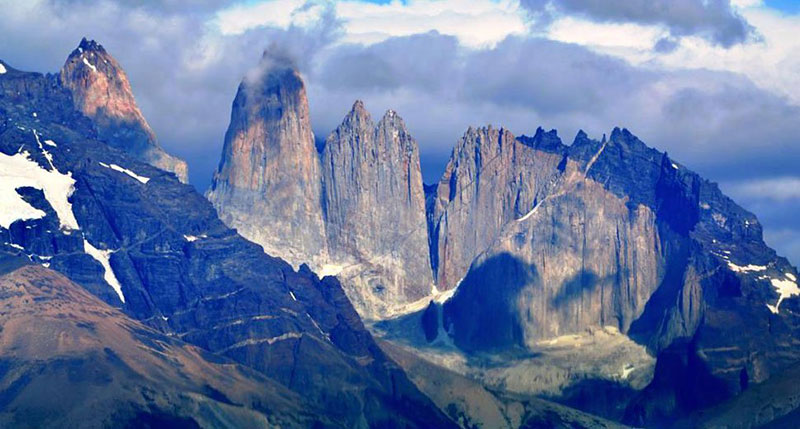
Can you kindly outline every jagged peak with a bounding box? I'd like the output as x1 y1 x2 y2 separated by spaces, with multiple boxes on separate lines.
609 126 626 141
573 129 589 142
518 126 564 152
378 108 407 130
351 99 366 113
347 99 370 119
337 99 372 130
68 38 109 62
78 37 104 53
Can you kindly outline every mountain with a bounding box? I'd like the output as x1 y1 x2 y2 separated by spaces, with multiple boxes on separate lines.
209 59 435 319
60 38 188 183
0 261 324 428
206 58 800 424
425 126 800 425
207 52 327 268
320 101 433 319
0 42 455 428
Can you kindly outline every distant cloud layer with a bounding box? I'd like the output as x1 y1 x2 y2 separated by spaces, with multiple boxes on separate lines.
0 0 798 265
522 0 755 46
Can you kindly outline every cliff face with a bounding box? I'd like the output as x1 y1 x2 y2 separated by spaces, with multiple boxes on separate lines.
321 101 433 319
431 126 800 423
207 57 435 318
59 38 188 182
206 55 327 268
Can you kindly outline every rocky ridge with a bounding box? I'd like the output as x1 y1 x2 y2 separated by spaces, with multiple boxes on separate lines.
320 100 433 319
209 59 434 319
60 38 188 183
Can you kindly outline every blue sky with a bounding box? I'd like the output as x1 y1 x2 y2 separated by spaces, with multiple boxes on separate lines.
0 0 798 265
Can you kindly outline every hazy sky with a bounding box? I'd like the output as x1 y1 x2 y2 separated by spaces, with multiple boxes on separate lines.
0 0 799 265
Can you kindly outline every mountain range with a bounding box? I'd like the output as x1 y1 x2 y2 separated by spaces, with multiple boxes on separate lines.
1 39 799 428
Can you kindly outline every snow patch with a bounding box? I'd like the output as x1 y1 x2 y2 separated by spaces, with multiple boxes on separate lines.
767 277 800 314
0 63 6 74
318 264 344 277
83 239 125 303
0 151 78 230
289 290 297 301
671 163 679 169
43 139 57 147
7 243 24 251
82 57 97 73
32 112 37 118
621 364 635 380
787 273 797 282
517 204 539 222
99 162 150 184
183 234 207 242
727 262 767 273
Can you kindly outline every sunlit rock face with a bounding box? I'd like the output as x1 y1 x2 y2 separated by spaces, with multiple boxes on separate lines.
431 126 800 423
207 54 328 269
320 101 433 319
60 38 188 183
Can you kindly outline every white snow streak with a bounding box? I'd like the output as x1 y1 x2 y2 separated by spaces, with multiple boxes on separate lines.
99 162 150 184
727 262 767 273
82 57 97 73
0 63 6 74
83 239 125 303
218 333 302 353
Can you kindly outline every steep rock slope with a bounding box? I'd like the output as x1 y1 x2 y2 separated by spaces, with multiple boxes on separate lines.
0 263 324 428
320 101 433 319
207 53 327 268
0 57 455 428
428 126 800 424
60 38 188 183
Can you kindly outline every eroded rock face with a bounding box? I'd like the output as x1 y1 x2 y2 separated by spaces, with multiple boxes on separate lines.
431 126 800 424
431 126 565 291
59 38 188 182
207 54 327 268
321 101 433 319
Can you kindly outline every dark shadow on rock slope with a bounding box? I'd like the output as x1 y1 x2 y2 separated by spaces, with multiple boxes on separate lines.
443 252 538 353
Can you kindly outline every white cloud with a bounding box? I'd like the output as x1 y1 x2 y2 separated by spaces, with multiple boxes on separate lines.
725 177 800 201
543 5 800 105
215 0 529 49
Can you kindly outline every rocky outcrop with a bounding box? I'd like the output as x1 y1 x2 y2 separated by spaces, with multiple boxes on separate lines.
430 126 565 290
207 53 327 269
207 57 434 319
59 38 188 182
320 101 433 319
